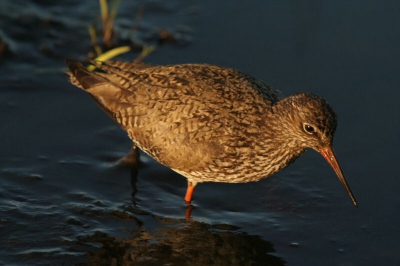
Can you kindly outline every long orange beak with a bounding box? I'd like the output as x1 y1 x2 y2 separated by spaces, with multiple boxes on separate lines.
319 146 358 207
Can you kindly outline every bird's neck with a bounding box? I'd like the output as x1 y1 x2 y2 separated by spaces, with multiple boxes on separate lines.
254 99 307 176
257 132 306 178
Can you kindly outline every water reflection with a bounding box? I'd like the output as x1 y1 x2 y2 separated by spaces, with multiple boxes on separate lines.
77 216 285 266
79 150 286 266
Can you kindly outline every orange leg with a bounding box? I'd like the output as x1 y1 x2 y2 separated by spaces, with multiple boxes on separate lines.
184 182 195 203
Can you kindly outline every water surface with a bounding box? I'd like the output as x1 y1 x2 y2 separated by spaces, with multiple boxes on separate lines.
1 0 399 265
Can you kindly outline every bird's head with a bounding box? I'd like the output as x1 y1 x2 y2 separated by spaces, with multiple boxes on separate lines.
283 92 337 151
274 92 357 206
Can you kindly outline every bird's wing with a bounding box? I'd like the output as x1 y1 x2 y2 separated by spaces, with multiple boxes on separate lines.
66 61 274 170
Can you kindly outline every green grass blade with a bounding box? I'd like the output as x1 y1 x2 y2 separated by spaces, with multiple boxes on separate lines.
99 0 108 22
110 0 121 19
87 46 131 71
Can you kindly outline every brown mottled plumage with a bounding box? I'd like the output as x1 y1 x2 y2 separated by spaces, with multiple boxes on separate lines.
66 60 357 206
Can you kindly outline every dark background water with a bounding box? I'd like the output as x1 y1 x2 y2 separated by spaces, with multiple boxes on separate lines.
1 0 399 265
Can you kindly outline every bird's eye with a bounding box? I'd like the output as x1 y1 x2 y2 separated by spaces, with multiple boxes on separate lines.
303 123 315 134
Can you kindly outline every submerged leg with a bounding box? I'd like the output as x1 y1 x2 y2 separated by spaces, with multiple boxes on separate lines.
122 144 140 165
185 203 194 219
184 181 196 203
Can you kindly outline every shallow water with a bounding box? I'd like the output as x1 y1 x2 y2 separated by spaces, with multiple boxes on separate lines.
1 0 400 265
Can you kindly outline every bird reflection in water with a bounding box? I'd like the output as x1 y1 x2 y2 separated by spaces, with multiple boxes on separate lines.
84 151 286 265
77 210 285 266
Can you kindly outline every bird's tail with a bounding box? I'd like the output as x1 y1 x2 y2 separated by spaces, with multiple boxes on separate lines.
66 59 108 91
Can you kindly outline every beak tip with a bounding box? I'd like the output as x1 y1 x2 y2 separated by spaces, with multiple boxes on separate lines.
352 199 358 208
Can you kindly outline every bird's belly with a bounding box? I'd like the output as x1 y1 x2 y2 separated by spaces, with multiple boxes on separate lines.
171 152 286 184
128 126 303 185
